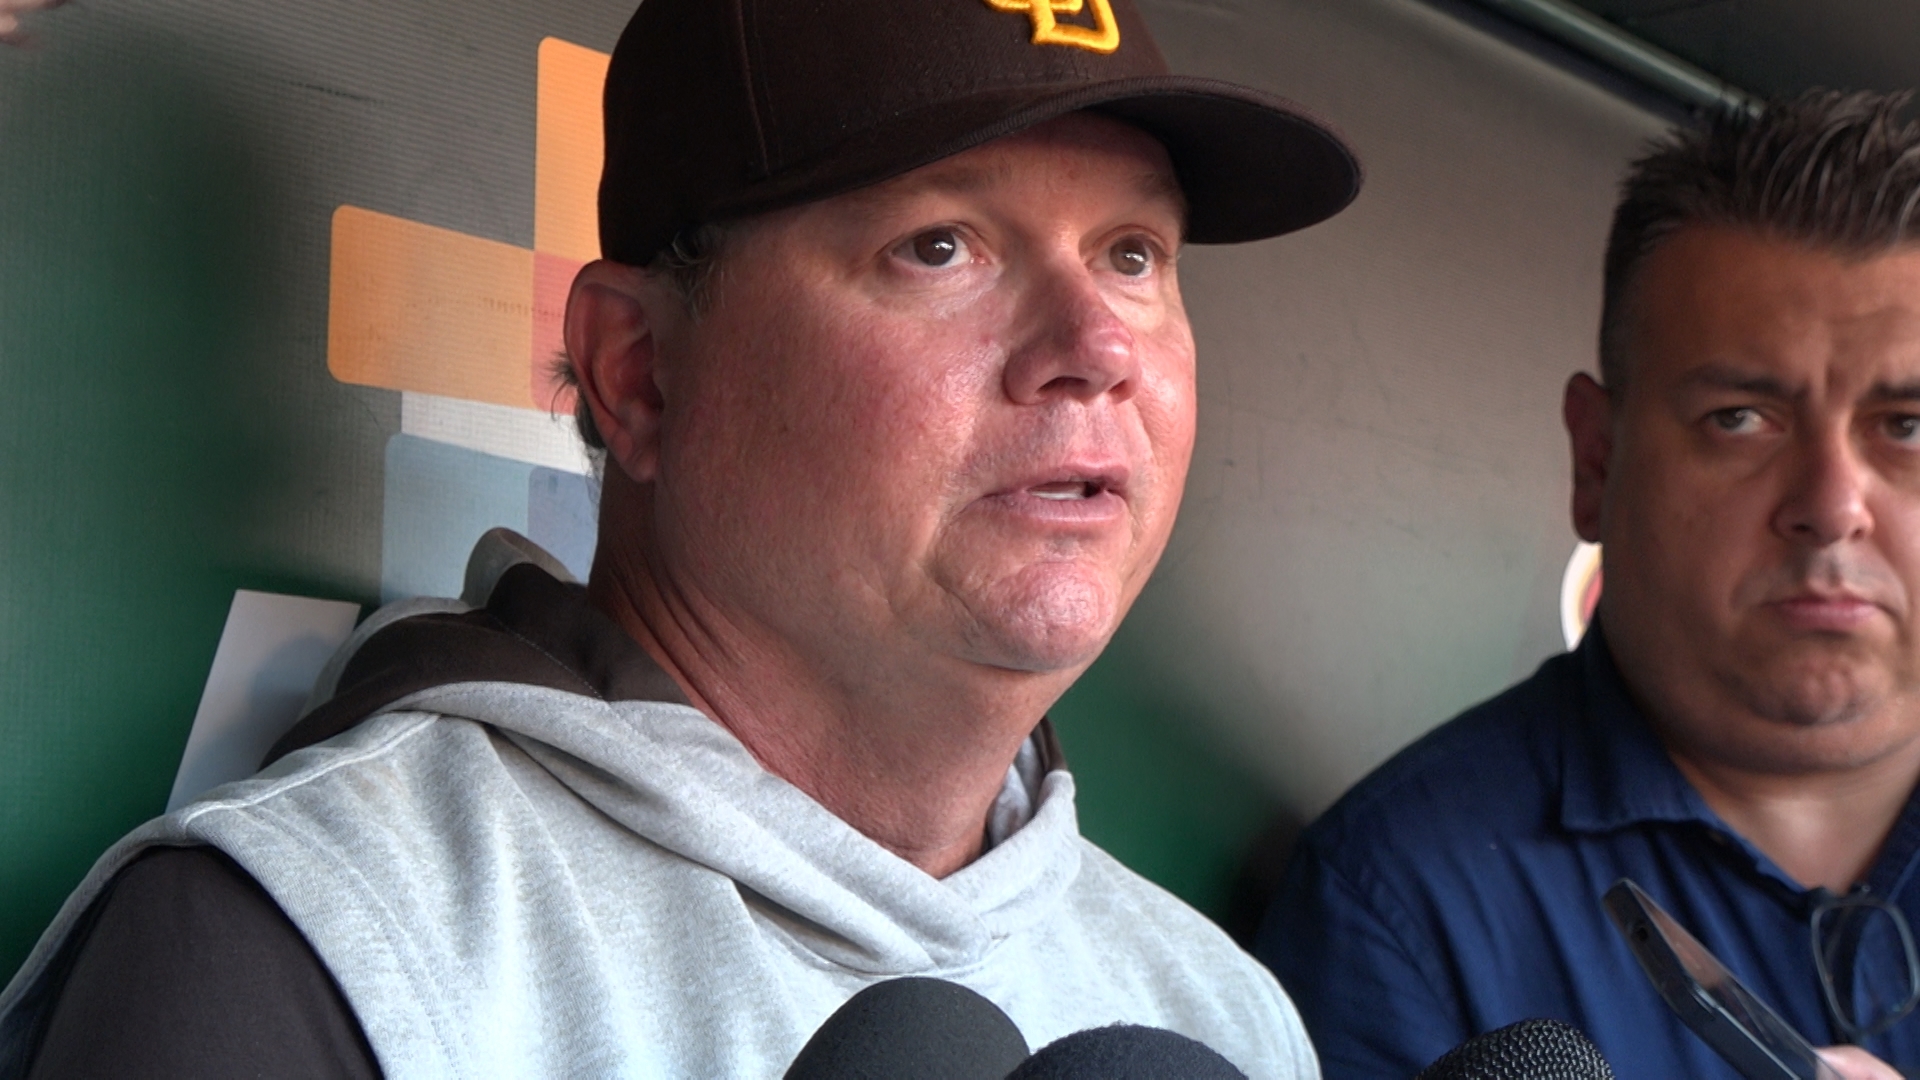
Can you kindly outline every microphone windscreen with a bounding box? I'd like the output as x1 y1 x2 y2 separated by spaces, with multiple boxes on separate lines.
1006 1024 1249 1079
1415 1018 1616 1080
782 977 1030 1080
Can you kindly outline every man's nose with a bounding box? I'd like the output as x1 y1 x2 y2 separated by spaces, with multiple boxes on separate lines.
1002 259 1140 405
1773 428 1875 547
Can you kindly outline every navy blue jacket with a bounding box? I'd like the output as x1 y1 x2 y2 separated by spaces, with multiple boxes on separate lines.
1258 626 1920 1079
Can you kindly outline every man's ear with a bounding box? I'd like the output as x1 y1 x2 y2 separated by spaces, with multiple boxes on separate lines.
1563 371 1614 544
565 260 668 483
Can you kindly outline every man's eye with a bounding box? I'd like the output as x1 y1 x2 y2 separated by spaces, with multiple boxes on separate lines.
1885 414 1920 442
1709 407 1764 434
1109 237 1154 277
899 228 967 268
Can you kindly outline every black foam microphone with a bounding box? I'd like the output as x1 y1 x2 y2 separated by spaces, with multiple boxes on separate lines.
783 977 1031 1080
1415 1019 1617 1080
1007 1024 1249 1079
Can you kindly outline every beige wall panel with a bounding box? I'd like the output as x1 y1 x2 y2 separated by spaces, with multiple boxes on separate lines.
1129 0 1664 813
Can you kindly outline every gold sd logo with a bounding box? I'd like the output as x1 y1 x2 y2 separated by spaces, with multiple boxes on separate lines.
983 0 1119 54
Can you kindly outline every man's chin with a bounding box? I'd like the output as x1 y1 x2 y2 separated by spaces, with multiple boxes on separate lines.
1740 662 1887 730
958 608 1121 676
1758 688 1878 730
941 565 1129 673
963 620 1116 676
1727 627 1904 711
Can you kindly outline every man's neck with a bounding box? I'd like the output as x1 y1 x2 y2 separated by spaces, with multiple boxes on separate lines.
585 521 1069 880
1667 742 1920 893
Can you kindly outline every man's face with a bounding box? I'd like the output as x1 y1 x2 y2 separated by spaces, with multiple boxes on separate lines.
1576 226 1920 773
646 113 1194 688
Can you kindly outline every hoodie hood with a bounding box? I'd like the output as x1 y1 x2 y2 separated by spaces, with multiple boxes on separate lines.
266 529 1080 973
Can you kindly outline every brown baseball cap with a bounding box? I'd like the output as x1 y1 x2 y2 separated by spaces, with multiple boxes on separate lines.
598 0 1362 266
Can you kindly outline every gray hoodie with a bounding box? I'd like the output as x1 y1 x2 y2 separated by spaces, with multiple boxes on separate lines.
0 541 1317 1078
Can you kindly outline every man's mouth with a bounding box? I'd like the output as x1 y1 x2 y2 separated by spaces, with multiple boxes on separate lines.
985 465 1129 516
1029 480 1105 501
1766 588 1884 633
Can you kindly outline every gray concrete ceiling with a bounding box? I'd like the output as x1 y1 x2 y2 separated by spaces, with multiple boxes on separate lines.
1564 0 1920 99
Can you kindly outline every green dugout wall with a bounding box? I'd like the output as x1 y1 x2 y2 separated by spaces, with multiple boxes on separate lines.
0 0 1658 980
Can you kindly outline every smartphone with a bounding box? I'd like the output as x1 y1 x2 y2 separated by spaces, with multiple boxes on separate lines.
1604 879 1842 1080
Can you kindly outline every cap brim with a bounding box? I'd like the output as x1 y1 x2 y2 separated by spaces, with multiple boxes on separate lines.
702 75 1361 246
1094 78 1364 243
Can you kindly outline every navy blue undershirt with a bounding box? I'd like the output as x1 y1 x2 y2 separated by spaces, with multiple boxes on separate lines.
1257 624 1920 1079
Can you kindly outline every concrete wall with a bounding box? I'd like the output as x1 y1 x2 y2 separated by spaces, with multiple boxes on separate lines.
1118 0 1662 811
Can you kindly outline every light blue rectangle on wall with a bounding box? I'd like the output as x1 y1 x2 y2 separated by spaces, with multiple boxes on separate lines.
382 435 531 603
528 467 597 582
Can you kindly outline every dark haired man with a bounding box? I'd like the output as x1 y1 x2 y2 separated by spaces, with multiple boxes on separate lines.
0 0 1359 1076
1260 91 1920 1080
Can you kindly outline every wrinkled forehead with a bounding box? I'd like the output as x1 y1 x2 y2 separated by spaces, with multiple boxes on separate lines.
1623 228 1920 393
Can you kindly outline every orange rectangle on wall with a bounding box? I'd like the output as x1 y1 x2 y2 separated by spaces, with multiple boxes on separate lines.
535 38 609 263
328 206 537 409
530 250 586 413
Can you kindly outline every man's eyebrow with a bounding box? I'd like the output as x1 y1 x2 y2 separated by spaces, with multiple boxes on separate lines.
1676 365 1797 399
1134 168 1188 220
844 160 1017 217
910 159 1018 197
1675 367 1920 406
842 160 1187 221
1863 380 1920 405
